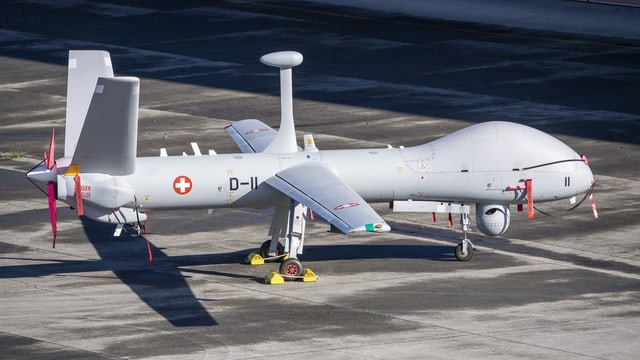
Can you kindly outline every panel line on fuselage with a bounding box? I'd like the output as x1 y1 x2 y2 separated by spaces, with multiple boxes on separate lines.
522 158 583 171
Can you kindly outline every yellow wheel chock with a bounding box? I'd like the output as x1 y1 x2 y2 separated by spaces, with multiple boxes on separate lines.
301 268 318 282
265 271 285 285
264 268 318 285
245 252 265 265
251 252 318 284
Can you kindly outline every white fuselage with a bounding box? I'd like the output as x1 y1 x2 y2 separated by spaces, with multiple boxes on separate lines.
117 122 594 212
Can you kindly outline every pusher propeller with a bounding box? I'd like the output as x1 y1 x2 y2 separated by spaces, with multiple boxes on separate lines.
26 128 59 247
45 128 58 247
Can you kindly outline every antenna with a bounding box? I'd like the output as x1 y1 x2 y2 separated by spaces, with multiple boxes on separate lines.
260 51 303 153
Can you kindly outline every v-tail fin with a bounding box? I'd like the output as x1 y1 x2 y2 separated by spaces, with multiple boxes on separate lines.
70 76 140 176
65 50 114 158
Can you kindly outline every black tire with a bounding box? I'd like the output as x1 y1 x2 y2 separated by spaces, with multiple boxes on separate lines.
259 240 284 260
454 243 474 262
280 258 305 278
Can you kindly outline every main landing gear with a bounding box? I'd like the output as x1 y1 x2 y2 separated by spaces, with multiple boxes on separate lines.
245 201 318 284
259 239 284 260
280 257 305 277
257 239 306 277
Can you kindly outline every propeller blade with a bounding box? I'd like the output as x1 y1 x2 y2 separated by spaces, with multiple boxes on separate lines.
47 182 57 247
45 128 55 170
74 175 84 216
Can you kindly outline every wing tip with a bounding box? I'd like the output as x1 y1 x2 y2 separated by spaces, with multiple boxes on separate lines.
352 223 391 233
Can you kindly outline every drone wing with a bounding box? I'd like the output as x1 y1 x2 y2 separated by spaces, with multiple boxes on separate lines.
265 162 390 233
224 119 278 153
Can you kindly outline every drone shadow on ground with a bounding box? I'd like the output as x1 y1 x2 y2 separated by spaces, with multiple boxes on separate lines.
78 217 223 326
1 215 466 327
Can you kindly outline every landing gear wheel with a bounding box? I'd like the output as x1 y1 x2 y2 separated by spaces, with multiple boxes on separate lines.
454 242 474 262
134 224 146 236
259 240 285 261
280 258 304 278
126 223 145 237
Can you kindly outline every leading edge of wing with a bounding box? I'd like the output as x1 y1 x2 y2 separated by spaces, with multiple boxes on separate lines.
264 162 390 233
224 119 277 153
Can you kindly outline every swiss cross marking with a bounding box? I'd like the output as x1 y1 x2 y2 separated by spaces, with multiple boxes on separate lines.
173 176 193 195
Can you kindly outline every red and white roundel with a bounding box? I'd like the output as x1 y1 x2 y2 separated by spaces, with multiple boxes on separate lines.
246 128 269 135
334 202 360 211
173 176 193 195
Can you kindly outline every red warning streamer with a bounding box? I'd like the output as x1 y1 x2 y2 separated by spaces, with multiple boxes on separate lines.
526 179 534 219
146 238 153 267
589 193 599 219
74 175 84 216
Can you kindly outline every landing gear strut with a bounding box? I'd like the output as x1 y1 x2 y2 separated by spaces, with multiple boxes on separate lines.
454 212 475 261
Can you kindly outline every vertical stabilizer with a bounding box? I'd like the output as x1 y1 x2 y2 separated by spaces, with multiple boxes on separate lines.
65 50 114 157
260 51 303 154
71 77 139 175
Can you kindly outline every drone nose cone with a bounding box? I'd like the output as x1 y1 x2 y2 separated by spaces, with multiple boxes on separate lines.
27 165 56 182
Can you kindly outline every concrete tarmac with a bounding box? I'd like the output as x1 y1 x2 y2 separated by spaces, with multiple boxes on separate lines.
1 1 639 359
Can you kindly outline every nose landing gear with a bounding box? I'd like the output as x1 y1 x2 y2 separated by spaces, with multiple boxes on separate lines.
454 212 475 261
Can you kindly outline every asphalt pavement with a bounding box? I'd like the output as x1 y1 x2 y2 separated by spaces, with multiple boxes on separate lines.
1 1 639 359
